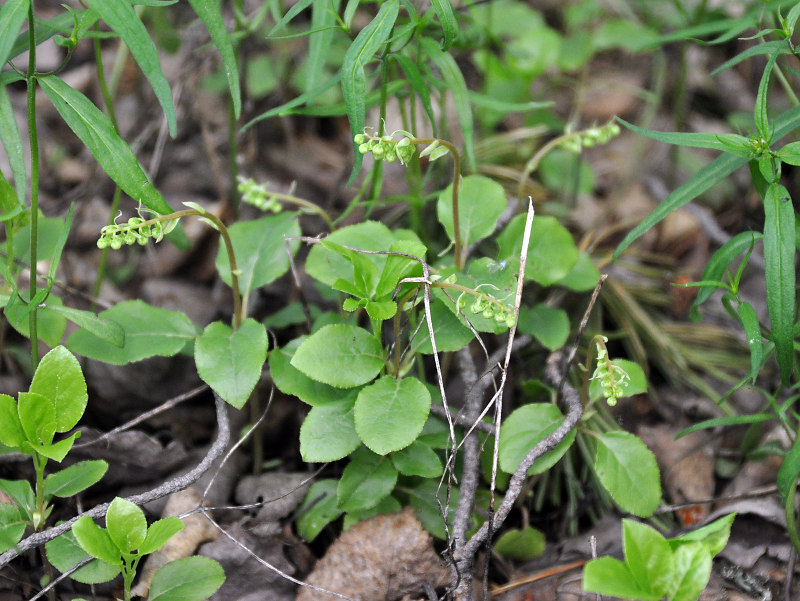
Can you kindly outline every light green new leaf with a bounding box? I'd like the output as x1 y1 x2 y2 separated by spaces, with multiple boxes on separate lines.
355 376 430 455
291 324 384 388
337 447 397 512
420 36 475 171
300 396 361 462
149 556 225 601
296 479 343 542
106 497 147 553
38 76 174 216
498 403 576 475
67 300 198 365
595 431 661 517
623 519 673 598
437 175 506 249
763 184 796 386
139 517 184 555
777 141 800 165
0 394 25 448
216 212 301 296
306 221 394 288
187 0 241 119
583 557 662 601
342 0 399 182
30 346 87 433
72 516 122 566
755 49 781 141
673 512 735 556
0 0 29 71
18 392 56 448
46 529 121 584
44 460 107 499
90 0 176 136
195 318 268 409
0 83 25 203
669 542 712 601
391 441 442 477
429 0 459 50
25 431 80 462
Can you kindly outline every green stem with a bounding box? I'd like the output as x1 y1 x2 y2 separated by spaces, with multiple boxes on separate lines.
27 2 39 371
265 192 335 230
410 138 462 268
32 452 47 528
516 130 582 205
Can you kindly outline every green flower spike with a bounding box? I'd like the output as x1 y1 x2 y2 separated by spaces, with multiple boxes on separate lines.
590 336 630 406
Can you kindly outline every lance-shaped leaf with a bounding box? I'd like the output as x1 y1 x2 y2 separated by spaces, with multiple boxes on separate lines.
763 183 796 386
0 0 29 70
0 81 25 203
38 76 174 216
90 0 176 136
342 0 399 182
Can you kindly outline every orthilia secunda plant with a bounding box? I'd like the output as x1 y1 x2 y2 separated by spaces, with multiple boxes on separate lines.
588 335 631 406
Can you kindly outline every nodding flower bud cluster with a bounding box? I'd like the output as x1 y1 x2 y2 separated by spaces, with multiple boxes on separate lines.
237 176 283 213
457 291 515 328
97 216 174 250
561 121 621 154
354 130 416 165
590 336 630 406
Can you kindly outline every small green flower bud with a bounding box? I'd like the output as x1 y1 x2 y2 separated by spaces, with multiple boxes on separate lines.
354 133 366 144
482 308 494 319
359 143 371 154
97 238 108 249
372 145 385 159
110 237 122 250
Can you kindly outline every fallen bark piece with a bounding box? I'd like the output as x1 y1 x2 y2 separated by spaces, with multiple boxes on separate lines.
296 507 448 601
131 486 219 598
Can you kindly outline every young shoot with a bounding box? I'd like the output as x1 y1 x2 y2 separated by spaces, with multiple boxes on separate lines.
589 335 630 406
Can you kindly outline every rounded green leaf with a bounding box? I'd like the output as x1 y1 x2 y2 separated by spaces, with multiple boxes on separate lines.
30 346 87 432
583 556 659 601
195 318 268 409
410 299 474 354
216 213 300 296
391 441 442 477
44 460 108 499
72 516 122 566
149 556 225 601
494 526 546 560
270 339 354 406
296 479 343 542
497 215 579 286
140 517 185 555
337 447 398 513
554 251 601 291
300 396 361 462
517 304 570 351
595 431 661 517
0 394 24 448
291 324 384 389
437 175 507 249
46 528 121 584
67 300 199 365
18 392 56 448
498 403 577 475
106 497 147 553
405 478 458 540
355 376 431 455
0 504 24 553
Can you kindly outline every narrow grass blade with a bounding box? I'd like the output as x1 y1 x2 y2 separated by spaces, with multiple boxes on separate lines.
267 0 314 35
763 183 796 386
187 0 241 119
91 0 176 136
755 48 782 140
711 40 787 76
618 119 751 155
392 54 436 133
